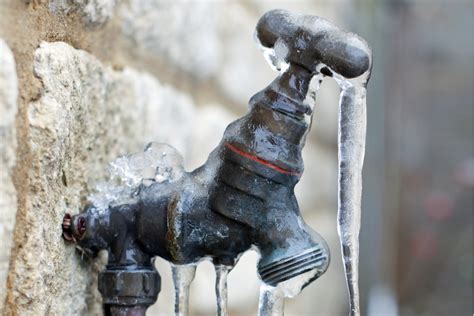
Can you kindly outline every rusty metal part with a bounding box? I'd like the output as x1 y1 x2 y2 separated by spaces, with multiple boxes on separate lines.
62 213 75 242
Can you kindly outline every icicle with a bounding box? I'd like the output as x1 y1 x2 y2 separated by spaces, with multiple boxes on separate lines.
89 142 184 212
258 284 284 316
258 269 320 316
334 72 369 316
214 265 232 316
171 264 197 316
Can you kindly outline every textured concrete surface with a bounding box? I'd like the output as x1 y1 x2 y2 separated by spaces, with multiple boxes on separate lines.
0 38 18 315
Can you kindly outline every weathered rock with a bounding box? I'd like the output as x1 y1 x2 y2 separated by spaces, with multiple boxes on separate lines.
120 0 220 78
185 104 237 170
5 41 195 315
0 38 18 315
118 2 274 106
49 0 119 26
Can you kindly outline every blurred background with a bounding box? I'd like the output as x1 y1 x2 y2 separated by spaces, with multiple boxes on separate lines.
143 1 473 315
0 0 472 315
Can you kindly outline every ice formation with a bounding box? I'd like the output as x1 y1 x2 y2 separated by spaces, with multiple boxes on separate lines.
334 71 370 316
171 263 197 316
258 38 290 73
89 142 184 211
215 265 232 316
258 269 321 316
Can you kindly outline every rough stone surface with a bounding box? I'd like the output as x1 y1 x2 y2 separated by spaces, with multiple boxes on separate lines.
120 0 220 79
117 1 276 107
186 105 237 170
0 38 18 314
116 0 341 131
4 41 195 315
49 0 119 26
214 3 276 107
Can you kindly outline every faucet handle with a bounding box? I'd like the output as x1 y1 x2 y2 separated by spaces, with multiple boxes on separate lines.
256 9 371 78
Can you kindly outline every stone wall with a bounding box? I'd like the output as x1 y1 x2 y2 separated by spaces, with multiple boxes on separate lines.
0 38 18 314
0 1 346 315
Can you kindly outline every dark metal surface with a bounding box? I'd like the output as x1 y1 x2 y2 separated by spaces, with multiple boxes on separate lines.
99 269 160 306
62 9 370 314
256 9 370 78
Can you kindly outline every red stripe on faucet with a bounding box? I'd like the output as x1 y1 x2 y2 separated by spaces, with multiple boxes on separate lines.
224 143 301 176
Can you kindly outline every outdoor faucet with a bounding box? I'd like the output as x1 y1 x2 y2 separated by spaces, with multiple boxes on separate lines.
62 9 371 316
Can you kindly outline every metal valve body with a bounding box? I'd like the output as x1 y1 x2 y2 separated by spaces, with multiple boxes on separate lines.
63 9 371 315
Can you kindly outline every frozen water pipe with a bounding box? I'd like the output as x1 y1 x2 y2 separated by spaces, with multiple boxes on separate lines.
62 9 372 316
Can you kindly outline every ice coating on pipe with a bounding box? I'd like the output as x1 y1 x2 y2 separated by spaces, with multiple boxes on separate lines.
255 32 290 73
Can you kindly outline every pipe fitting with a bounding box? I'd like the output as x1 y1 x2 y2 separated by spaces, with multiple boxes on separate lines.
99 268 160 308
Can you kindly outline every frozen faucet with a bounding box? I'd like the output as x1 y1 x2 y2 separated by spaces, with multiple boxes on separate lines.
62 9 371 316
